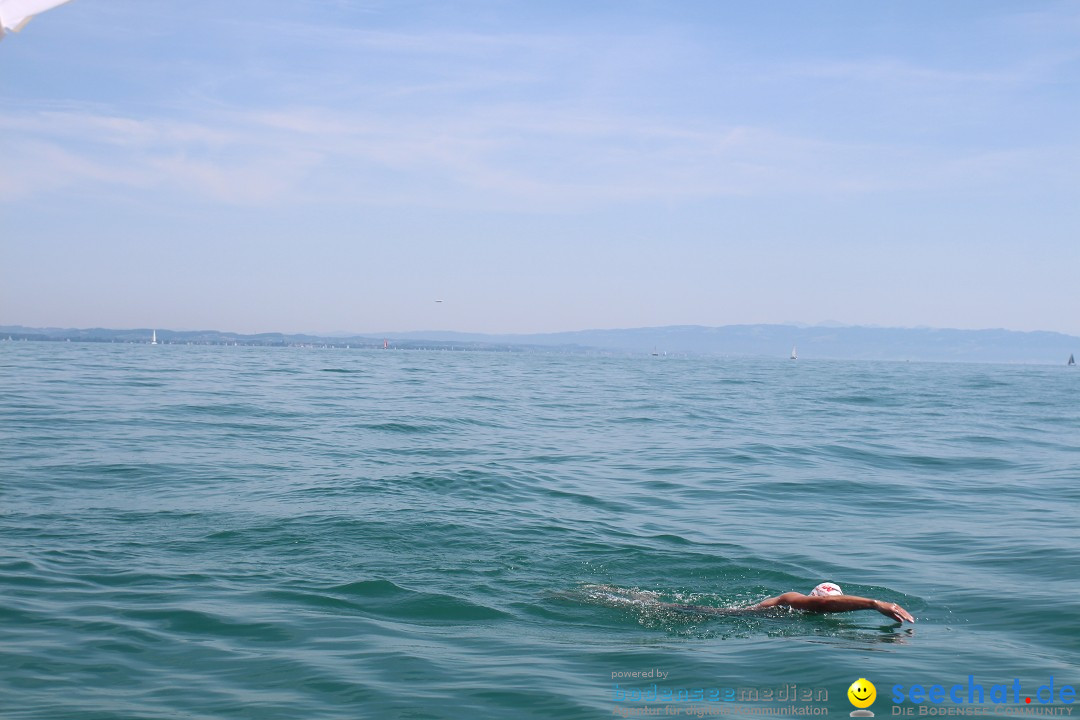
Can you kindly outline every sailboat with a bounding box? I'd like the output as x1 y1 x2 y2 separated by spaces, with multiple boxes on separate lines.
1069 353 1076 366
151 330 158 345
790 345 797 360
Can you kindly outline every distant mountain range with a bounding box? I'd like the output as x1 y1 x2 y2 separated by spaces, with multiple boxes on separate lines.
2 324 1077 365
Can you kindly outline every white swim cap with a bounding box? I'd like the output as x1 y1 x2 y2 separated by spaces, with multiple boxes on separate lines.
810 582 843 597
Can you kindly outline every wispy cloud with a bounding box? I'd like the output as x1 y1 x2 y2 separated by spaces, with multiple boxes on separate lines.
4 101 1072 209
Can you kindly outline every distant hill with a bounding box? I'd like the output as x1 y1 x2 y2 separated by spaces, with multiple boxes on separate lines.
2 323 1077 365
381 324 1080 364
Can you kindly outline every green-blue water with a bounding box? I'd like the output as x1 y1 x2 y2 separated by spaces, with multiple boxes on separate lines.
2 343 1078 719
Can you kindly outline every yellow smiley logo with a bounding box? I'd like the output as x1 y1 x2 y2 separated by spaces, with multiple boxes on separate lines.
848 678 876 709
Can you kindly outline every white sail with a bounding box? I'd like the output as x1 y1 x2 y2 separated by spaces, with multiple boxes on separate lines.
790 345 797 360
0 0 74 35
151 330 158 345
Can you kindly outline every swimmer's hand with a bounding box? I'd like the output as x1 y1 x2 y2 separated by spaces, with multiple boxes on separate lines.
872 600 915 624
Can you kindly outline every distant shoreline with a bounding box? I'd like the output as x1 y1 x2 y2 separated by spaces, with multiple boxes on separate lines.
2 323 1077 365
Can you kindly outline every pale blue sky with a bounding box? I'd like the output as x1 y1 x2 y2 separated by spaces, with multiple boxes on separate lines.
2 1 1078 335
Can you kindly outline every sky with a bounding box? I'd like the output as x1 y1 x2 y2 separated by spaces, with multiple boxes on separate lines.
2 0 1079 336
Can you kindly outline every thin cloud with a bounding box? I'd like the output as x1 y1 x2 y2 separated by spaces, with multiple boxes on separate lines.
3 101 1072 209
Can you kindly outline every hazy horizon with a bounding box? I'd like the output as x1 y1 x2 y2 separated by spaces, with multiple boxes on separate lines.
3 1 1078 336
5 319 1079 341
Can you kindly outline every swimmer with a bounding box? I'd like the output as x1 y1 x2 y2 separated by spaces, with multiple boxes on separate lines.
587 582 915 623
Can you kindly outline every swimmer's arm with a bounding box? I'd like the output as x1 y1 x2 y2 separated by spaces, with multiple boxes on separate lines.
752 593 915 623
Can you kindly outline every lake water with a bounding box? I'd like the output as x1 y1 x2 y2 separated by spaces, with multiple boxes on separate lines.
2 343 1078 719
